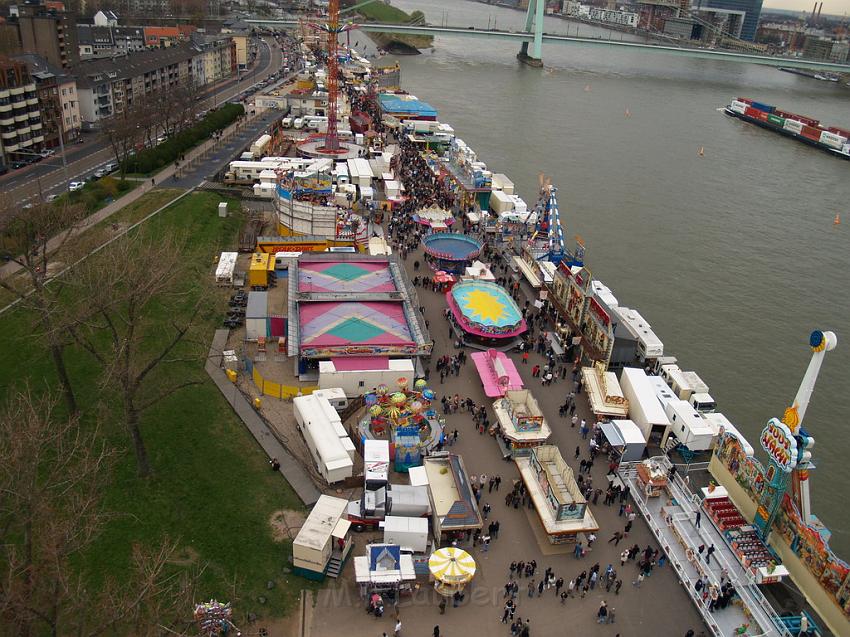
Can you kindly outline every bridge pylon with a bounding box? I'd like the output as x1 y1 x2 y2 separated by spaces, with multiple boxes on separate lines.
517 0 545 67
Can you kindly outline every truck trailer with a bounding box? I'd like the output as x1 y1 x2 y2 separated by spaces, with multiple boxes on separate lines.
619 367 672 446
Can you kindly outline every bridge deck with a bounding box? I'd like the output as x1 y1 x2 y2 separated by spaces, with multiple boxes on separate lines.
248 19 850 72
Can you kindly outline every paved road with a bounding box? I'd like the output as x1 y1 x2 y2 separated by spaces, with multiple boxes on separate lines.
308 242 708 637
1 35 283 204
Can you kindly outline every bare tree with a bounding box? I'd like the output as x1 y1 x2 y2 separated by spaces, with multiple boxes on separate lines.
0 388 114 637
66 233 207 477
0 390 205 635
0 199 89 415
101 103 143 178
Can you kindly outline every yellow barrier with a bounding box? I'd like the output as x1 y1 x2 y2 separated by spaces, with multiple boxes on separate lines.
251 366 316 399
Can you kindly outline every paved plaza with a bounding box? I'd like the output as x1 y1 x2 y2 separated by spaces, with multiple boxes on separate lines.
307 241 708 637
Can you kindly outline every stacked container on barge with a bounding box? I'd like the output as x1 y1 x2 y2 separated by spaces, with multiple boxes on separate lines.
724 98 850 160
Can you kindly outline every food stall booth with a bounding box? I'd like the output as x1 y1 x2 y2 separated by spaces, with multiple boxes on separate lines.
492 389 551 458
581 362 629 420
634 459 668 498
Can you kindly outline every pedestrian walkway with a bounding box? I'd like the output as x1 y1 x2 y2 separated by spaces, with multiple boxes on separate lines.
205 329 320 507
619 458 789 637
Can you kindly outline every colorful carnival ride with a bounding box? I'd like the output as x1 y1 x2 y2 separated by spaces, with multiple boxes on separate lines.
527 179 584 267
357 378 444 472
711 330 850 634
422 233 481 274
447 280 526 347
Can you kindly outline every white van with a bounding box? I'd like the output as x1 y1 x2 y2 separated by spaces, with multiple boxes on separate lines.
293 117 304 129
282 117 292 128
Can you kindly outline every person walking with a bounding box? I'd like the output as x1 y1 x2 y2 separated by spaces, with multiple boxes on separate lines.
706 544 715 565
394 619 402 636
695 510 701 528
633 573 644 587
482 503 491 520
596 601 608 624
608 607 616 625
555 577 564 596
434 626 441 637
527 580 535 598
438 599 446 615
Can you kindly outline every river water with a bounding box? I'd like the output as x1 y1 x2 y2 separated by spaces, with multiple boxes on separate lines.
357 0 850 556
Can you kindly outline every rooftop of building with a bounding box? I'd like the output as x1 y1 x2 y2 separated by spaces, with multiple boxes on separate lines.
12 52 70 82
72 42 195 87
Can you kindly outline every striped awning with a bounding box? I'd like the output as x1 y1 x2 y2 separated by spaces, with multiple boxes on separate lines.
428 547 476 584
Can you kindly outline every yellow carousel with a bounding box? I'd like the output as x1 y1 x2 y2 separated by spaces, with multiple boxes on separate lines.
428 547 476 596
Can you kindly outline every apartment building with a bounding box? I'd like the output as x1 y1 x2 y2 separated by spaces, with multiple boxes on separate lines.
15 53 79 144
74 43 193 126
0 56 44 167
17 0 79 69
191 33 236 86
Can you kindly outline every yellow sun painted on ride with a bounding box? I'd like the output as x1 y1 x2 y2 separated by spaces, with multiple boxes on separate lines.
463 289 507 323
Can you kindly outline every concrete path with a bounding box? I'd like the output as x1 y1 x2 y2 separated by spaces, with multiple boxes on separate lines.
205 329 320 507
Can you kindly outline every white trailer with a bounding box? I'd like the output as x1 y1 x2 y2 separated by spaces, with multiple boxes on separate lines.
293 394 354 484
702 412 754 457
619 367 672 446
364 439 390 485
665 399 715 451
380 515 429 553
293 495 351 579
318 358 415 397
612 307 664 361
245 291 268 341
688 392 716 413
668 369 710 400
250 133 272 158
647 375 677 410
312 387 349 411
215 251 238 285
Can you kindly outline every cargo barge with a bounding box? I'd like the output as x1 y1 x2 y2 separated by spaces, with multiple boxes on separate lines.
723 98 850 160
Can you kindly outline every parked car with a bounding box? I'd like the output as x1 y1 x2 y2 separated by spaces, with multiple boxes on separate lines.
40 149 55 158
45 194 60 203
11 161 27 169
68 181 84 192
93 168 108 179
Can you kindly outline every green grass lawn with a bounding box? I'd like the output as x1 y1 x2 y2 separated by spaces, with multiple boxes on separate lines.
0 191 312 622
356 0 416 23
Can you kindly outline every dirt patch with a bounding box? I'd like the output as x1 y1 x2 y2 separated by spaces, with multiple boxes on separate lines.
269 509 307 543
168 545 201 566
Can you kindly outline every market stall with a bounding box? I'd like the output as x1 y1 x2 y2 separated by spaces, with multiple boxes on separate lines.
581 362 629 419
635 459 668 498
428 546 476 597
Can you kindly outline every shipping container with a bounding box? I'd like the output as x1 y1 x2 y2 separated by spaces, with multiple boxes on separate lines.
737 97 754 104
751 101 775 114
827 127 850 139
801 125 822 141
783 119 804 134
775 110 819 127
766 114 785 127
820 130 847 150
729 101 747 115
